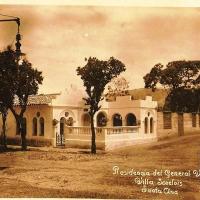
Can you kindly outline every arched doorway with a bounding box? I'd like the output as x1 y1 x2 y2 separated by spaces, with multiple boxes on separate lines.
82 113 91 126
60 117 66 135
113 114 122 126
126 113 137 126
97 112 107 127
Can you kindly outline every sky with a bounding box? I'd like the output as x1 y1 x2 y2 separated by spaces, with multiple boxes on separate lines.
0 3 200 93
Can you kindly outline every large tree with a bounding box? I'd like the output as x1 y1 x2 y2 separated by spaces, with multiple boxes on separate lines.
0 103 9 149
10 59 43 150
143 60 200 112
77 57 126 154
143 63 163 92
0 47 17 149
0 46 43 150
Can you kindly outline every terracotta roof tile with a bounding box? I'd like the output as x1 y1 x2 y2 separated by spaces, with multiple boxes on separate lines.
14 93 59 105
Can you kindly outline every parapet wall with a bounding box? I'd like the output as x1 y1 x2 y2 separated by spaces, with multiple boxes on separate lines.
64 126 157 151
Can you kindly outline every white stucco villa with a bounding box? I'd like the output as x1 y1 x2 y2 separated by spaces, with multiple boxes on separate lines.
3 85 200 151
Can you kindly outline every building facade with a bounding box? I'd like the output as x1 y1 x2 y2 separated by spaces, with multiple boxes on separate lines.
2 86 200 150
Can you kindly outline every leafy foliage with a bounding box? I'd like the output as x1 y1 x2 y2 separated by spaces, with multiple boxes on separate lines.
143 63 163 91
0 46 43 150
160 61 200 89
15 59 43 111
0 46 18 148
77 57 126 153
77 57 126 116
0 46 17 108
164 88 200 113
143 60 200 112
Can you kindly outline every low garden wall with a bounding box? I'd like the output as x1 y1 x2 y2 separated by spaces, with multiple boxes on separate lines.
64 126 157 151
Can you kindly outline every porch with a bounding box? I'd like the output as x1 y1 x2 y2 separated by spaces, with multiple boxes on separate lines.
56 126 157 151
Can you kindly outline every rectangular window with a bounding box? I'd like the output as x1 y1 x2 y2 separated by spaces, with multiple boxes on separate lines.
32 118 37 136
39 118 45 136
192 113 197 127
163 112 172 129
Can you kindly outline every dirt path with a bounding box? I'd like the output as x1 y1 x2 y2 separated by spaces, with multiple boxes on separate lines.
0 134 200 199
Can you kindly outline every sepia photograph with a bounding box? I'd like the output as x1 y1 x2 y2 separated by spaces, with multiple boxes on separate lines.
0 0 200 199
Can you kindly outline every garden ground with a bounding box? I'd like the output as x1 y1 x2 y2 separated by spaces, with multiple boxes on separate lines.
0 134 200 200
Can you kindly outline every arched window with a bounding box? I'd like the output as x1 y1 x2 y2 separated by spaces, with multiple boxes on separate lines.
150 117 153 133
113 114 122 126
39 117 45 136
82 113 90 126
60 117 65 135
126 113 137 126
144 117 148 134
32 117 37 136
97 112 107 127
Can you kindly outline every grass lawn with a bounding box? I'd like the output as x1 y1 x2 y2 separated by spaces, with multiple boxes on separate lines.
0 134 200 199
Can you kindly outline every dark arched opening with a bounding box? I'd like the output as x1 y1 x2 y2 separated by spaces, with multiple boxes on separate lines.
113 114 122 126
126 113 137 126
150 117 153 133
97 112 107 127
60 117 65 135
145 117 148 134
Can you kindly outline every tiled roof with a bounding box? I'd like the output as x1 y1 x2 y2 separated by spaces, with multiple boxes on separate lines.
14 93 60 105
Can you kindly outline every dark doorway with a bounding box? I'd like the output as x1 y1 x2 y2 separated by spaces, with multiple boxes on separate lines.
150 117 153 133
97 112 107 127
113 114 122 126
60 117 65 135
144 117 148 134
126 113 136 126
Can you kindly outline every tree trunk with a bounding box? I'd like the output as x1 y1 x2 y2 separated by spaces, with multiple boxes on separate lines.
2 115 7 149
10 107 27 151
90 114 96 154
178 112 184 136
17 115 27 151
